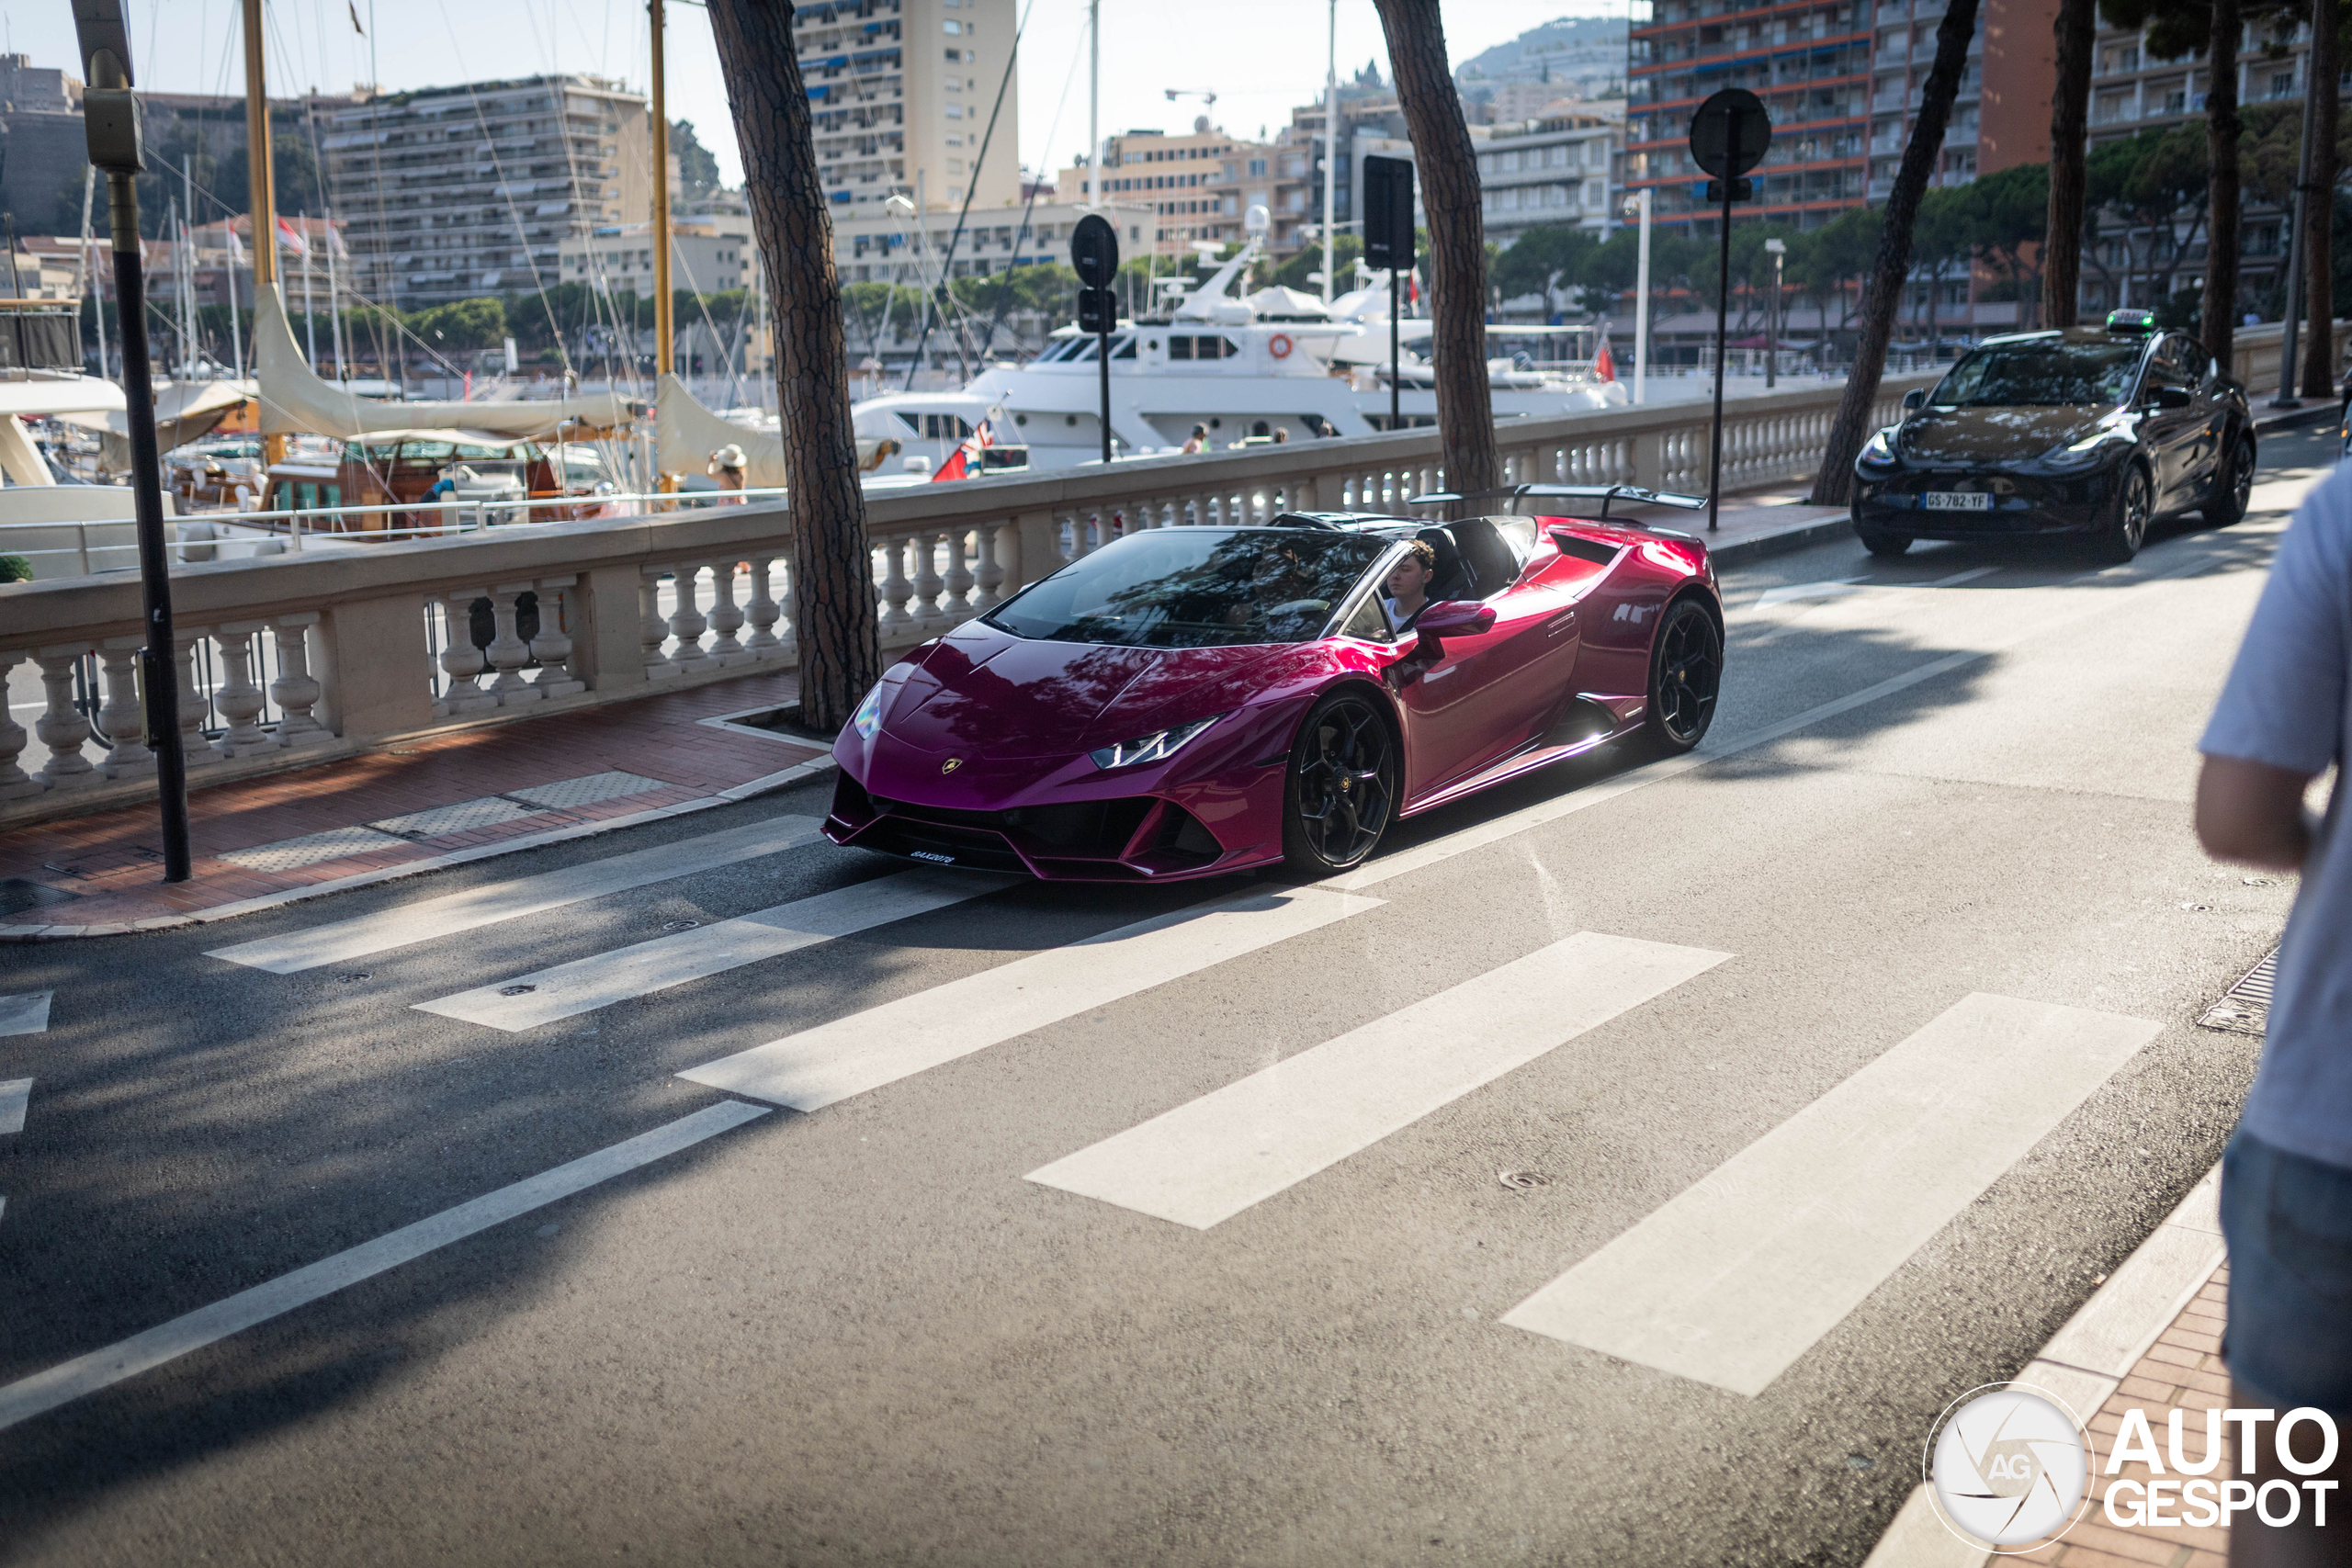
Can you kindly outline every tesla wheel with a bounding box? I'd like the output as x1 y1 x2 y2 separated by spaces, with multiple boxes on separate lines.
2203 434 2255 527
1856 525 1913 558
2092 465 2152 565
1281 690 1398 874
1644 597 1723 753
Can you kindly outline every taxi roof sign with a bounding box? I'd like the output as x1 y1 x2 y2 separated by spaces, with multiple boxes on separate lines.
2105 308 2158 333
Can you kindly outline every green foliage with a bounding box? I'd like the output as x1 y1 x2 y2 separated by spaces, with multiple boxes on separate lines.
1271 234 1363 293
408 297 507 351
672 120 723 197
1492 225 1600 305
0 555 32 583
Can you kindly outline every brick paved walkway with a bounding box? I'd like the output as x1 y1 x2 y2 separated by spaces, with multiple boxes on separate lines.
0 668 825 937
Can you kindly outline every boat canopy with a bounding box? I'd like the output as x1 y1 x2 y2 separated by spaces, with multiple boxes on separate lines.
657 373 901 486
254 285 634 440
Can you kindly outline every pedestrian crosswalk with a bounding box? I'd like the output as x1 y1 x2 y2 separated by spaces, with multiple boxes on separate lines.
415 868 1013 1032
1025 932 1729 1229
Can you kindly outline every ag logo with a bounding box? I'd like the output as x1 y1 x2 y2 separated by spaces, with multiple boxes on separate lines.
1925 1382 2095 1552
941 757 964 773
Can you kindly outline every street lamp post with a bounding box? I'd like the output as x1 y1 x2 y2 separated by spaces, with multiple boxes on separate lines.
1620 188 1651 405
1764 236 1786 389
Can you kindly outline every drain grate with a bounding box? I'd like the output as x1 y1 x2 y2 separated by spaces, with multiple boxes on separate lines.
2200 949 2279 1036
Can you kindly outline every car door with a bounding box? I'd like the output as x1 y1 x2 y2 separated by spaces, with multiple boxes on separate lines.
2177 337 2226 492
1392 523 1561 798
2139 338 2203 505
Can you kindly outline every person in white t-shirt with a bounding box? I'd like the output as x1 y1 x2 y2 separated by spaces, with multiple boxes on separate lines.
1382 539 1438 629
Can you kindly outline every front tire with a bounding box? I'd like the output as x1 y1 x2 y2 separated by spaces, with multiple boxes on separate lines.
2203 434 2255 527
2092 464 2152 565
1281 690 1398 874
1857 525 1913 558
1645 596 1723 753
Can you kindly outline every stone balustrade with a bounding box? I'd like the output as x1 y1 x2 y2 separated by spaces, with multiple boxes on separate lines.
0 374 1937 826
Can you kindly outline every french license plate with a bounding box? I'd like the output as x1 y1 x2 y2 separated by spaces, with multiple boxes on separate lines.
1922 491 1993 512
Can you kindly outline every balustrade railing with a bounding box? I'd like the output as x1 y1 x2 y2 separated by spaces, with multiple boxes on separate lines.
1 376 1939 819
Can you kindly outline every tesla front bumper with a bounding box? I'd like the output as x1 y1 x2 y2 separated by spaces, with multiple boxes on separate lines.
1852 468 2116 539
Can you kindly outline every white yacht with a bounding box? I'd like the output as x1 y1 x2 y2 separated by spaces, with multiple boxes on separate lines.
851 226 1625 472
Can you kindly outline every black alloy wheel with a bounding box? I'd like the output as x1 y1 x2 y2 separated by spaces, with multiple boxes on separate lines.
1282 691 1398 874
2092 464 2153 564
2203 434 2255 527
1645 597 1723 753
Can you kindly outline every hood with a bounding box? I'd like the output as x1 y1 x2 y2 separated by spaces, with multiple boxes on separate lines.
1895 404 2115 465
883 620 1304 761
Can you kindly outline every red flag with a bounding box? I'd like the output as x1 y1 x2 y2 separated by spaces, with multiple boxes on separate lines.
1408 272 1420 308
1592 342 1616 382
276 216 309 255
931 442 972 482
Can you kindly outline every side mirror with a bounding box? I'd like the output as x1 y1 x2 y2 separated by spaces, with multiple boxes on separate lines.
2153 385 2193 410
1902 388 1927 412
1416 601 1497 637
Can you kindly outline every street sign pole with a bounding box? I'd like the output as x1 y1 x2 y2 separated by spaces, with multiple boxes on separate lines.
1689 88 1772 536
1069 213 1120 464
75 0 190 883
1363 155 1416 435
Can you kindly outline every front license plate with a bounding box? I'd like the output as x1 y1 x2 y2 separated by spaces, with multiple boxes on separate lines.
1922 491 1993 512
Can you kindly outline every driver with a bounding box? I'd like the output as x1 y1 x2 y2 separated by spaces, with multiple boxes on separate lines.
1226 542 1324 630
1383 539 1438 628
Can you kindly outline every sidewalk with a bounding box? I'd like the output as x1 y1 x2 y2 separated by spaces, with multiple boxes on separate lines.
1866 1168 2233 1566
0 668 828 941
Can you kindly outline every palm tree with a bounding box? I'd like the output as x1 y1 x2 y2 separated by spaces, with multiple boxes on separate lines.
705 0 879 729
1371 0 1498 495
2044 0 2098 327
1808 0 1986 506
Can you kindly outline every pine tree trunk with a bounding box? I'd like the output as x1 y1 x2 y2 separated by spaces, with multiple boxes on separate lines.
1806 0 1983 507
2303 0 2340 397
2205 0 2242 368
707 0 880 731
1372 0 1498 496
2044 0 2097 329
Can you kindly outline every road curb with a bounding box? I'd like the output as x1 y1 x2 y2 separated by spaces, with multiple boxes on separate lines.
0 757 840 944
2254 403 2340 434
1860 1162 2227 1567
1704 513 1858 570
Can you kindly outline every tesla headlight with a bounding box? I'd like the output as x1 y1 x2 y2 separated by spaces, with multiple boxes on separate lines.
851 682 886 740
1858 426 1900 469
2041 429 2131 471
1088 713 1227 772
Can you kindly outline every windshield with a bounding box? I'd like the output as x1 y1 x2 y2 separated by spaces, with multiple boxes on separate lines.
985 528 1391 649
1936 341 2143 407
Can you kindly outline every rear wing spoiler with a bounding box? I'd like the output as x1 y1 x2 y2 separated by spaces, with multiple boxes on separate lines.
1407 483 1709 523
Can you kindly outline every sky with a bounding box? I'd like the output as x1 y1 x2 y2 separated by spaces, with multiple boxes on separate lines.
5 0 1629 188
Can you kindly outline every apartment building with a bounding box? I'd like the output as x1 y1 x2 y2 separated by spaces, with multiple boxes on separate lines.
1054 126 1300 258
556 221 757 298
1478 107 1626 245
831 198 1154 283
797 0 1021 218
322 75 652 310
1623 0 1875 231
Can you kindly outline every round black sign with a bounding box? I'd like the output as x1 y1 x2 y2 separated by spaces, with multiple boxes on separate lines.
1689 88 1770 178
1069 213 1121 288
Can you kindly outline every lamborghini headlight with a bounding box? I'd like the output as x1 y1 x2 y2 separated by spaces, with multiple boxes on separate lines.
1857 426 1900 469
1088 713 1227 772
852 682 886 740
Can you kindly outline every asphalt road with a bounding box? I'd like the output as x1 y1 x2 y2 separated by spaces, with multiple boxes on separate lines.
0 425 2335 1568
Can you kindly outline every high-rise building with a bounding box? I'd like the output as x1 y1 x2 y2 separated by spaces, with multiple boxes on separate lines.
1477 107 1627 246
1054 125 1295 258
798 0 1021 218
322 75 651 310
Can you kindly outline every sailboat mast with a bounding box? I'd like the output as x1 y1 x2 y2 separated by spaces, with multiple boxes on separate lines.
243 0 283 460
325 206 346 381
650 0 674 383
183 155 198 372
1322 0 1337 306
1086 0 1098 210
78 165 108 380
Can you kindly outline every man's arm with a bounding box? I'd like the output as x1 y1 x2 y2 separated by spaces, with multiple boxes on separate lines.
2195 754 2319 871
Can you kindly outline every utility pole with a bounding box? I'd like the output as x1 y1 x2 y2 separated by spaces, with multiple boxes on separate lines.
1623 187 1651 405
1764 236 1785 389
1087 0 1100 211
75 0 192 883
1322 0 1337 307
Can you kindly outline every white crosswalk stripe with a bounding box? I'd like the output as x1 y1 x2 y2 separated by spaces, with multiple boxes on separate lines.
414 869 1015 1031
206 817 826 974
1025 932 1730 1229
1498 992 2161 1396
0 1077 28 1136
678 886 1382 1111
0 992 51 1037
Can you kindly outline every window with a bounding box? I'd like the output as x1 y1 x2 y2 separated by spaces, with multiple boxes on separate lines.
944 17 961 31
1338 591 1396 644
944 103 964 118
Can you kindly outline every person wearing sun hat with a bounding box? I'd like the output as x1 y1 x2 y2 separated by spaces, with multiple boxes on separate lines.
707 444 747 499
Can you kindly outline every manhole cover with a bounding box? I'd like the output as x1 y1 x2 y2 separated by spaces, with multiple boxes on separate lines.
2200 949 2278 1037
